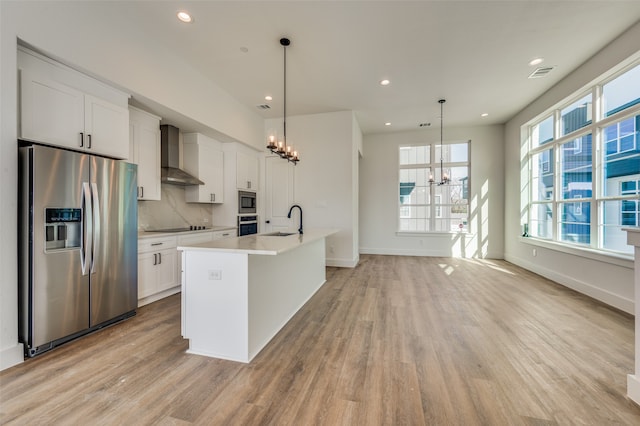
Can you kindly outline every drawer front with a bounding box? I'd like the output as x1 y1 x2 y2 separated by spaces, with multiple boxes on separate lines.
177 232 214 246
213 230 235 239
138 236 177 253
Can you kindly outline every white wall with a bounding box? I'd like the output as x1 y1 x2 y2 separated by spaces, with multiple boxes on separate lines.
360 125 505 259
267 111 361 267
504 22 640 314
0 2 264 370
352 114 363 261
0 2 23 369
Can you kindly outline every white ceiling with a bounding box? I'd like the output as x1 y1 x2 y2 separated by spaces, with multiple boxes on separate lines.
88 1 640 134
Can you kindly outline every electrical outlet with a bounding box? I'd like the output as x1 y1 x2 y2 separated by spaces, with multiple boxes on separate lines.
208 269 222 280
532 248 537 257
203 218 209 223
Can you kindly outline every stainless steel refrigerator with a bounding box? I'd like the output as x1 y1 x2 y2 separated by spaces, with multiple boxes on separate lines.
19 143 138 357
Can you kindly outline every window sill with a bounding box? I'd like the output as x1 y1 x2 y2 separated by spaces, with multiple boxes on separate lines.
396 231 472 237
519 236 633 269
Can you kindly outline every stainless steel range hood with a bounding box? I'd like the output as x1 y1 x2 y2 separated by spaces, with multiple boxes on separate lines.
160 124 204 186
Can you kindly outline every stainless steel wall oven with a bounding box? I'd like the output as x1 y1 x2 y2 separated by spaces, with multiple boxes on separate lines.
238 215 258 236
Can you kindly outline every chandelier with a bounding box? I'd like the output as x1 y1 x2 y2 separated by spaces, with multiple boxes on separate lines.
429 99 449 185
266 37 299 165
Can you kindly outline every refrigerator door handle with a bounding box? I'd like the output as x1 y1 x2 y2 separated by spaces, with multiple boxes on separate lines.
81 182 92 275
90 182 100 274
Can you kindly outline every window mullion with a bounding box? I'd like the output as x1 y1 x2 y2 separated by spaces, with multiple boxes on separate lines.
593 84 602 250
552 142 559 241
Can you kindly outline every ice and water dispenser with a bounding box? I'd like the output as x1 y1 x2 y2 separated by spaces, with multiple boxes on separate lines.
44 208 81 251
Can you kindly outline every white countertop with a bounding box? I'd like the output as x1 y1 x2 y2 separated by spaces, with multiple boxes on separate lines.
624 227 640 246
178 228 338 256
138 225 237 239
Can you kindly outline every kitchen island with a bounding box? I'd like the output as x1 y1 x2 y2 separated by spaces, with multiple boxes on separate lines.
178 229 336 363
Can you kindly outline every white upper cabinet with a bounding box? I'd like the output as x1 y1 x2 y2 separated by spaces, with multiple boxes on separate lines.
18 47 130 159
183 133 224 203
129 106 161 201
236 150 259 191
83 95 129 159
19 70 85 149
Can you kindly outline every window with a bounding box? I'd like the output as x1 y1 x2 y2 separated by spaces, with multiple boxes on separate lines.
523 62 640 255
621 180 640 226
398 142 469 232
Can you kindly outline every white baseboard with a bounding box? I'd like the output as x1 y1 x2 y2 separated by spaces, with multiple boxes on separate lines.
504 253 634 314
360 247 447 257
628 375 640 406
0 343 24 371
138 286 181 308
360 247 503 259
326 255 359 268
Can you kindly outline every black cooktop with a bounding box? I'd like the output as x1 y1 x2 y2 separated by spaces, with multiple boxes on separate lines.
146 226 211 233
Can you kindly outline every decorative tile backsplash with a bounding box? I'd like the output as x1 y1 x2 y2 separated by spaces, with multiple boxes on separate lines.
138 184 213 230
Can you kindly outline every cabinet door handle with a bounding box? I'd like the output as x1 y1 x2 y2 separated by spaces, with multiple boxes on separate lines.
158 253 162 264
140 186 144 198
153 253 157 265
222 233 229 237
151 242 163 246
80 132 84 147
87 134 92 149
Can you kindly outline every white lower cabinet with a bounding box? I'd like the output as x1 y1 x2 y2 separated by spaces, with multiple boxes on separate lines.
139 230 236 308
138 236 179 306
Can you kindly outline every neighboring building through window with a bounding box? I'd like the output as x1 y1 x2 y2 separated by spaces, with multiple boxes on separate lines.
398 142 469 232
621 180 640 226
524 62 640 254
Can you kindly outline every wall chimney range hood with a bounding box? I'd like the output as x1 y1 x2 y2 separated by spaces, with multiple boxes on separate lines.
160 124 204 186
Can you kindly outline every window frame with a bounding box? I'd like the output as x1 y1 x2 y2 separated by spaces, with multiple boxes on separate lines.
523 60 640 256
398 141 470 234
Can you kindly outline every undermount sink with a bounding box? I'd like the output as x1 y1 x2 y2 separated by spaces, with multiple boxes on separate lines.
262 231 296 237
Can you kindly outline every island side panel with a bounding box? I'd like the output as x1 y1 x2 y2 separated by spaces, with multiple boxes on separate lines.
182 250 250 362
247 238 326 361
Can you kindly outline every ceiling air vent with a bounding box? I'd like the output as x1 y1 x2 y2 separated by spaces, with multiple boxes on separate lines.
256 104 271 110
419 122 431 127
528 66 555 79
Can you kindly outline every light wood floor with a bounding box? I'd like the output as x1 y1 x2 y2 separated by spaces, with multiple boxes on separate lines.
2 255 639 425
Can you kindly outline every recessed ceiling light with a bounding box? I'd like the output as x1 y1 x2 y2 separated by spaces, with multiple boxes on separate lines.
265 95 273 101
529 57 544 66
177 11 193 23
385 122 391 126
380 79 390 86
481 113 489 117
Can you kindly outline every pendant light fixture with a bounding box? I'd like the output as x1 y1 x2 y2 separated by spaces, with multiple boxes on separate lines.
429 99 450 185
267 37 299 165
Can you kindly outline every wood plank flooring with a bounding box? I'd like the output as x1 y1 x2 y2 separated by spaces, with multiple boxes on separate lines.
2 255 640 425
